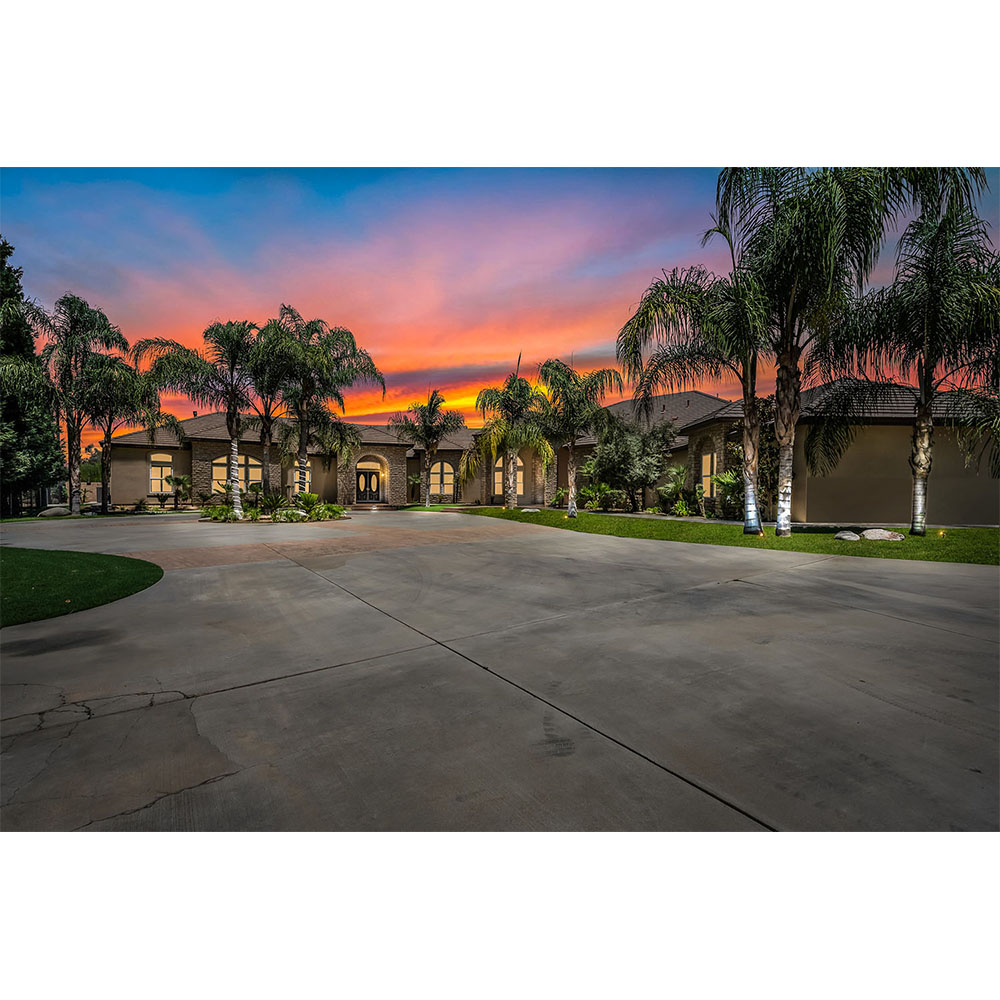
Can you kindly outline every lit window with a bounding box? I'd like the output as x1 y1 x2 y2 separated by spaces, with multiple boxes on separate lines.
212 454 263 493
494 456 524 497
701 451 716 498
430 461 455 497
288 461 312 492
150 452 173 494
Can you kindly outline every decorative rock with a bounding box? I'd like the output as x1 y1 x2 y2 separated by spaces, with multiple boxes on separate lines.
39 506 70 517
834 530 861 541
520 508 541 513
861 528 905 541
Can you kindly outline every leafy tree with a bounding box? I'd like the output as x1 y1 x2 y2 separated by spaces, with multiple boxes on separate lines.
0 238 65 515
537 358 622 517
134 320 257 519
582 415 676 511
270 305 384 499
389 389 466 506
806 202 999 533
461 358 554 509
165 473 192 510
715 166 987 536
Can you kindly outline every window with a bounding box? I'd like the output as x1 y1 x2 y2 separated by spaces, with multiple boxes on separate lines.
494 456 524 497
211 454 262 493
288 461 312 492
430 460 455 497
150 453 173 494
701 451 716 498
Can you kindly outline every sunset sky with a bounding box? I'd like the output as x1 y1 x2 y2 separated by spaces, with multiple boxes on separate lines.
3 167 997 448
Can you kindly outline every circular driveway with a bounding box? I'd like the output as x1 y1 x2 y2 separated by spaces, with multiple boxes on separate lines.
2 511 996 830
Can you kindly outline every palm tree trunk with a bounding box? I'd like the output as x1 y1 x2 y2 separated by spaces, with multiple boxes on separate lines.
229 435 243 518
261 431 271 494
505 450 517 509
773 351 800 538
423 452 431 507
567 442 578 517
101 428 113 515
909 406 934 536
741 394 763 535
67 413 82 515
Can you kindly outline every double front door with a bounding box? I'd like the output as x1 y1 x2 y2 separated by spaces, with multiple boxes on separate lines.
357 469 380 502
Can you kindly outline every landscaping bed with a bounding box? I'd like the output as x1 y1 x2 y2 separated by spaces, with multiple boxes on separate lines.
0 547 164 627
458 508 999 565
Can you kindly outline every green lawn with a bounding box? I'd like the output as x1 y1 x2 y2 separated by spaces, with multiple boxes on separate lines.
458 508 999 565
0 547 164 627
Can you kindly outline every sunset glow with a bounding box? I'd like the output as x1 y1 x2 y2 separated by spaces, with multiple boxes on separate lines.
3 167 996 448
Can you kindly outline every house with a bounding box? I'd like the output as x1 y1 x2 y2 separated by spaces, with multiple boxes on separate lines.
106 384 998 524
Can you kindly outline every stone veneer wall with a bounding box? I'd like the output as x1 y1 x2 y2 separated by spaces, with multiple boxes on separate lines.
336 446 409 506
686 426 728 515
190 440 283 501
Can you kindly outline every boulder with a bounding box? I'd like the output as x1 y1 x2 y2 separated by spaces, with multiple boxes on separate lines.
520 508 541 513
834 530 860 541
39 506 70 517
861 528 905 541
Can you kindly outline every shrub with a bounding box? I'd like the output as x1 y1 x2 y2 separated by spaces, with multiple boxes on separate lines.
133 498 148 512
245 506 261 522
581 482 625 511
259 492 290 515
295 492 320 513
272 508 306 522
656 465 688 512
710 469 743 520
549 487 568 508
155 493 169 509
308 503 345 521
670 498 694 516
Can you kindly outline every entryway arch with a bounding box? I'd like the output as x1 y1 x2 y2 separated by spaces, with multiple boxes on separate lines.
355 454 389 503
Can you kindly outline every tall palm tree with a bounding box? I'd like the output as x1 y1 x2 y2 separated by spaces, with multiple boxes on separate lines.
714 166 987 536
134 320 257 518
81 353 178 514
806 203 1000 534
537 358 622 517
461 358 554 509
389 389 466 506
246 317 296 494
617 224 771 534
27 294 129 514
273 305 384 497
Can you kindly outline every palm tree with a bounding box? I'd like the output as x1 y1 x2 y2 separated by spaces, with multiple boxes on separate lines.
617 225 771 534
806 203 1000 534
714 166 988 536
461 358 554 509
165 473 192 510
246 316 296 494
81 353 176 514
25 294 129 514
134 320 256 518
389 389 466 507
272 305 384 497
537 359 622 517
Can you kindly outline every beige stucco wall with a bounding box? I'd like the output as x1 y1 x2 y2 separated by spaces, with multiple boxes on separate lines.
109 445 192 506
795 424 998 525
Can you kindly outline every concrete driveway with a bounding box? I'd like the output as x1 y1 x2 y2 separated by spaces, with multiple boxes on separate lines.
1 511 996 831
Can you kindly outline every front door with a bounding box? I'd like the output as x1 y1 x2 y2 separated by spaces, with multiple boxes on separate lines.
357 469 380 502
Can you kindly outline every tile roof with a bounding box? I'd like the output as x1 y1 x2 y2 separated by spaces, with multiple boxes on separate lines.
111 411 477 453
577 390 732 446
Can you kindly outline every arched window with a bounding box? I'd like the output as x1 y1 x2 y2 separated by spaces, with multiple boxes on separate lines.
700 450 716 498
430 460 455 497
149 452 173 494
494 456 524 497
288 460 312 492
212 454 262 493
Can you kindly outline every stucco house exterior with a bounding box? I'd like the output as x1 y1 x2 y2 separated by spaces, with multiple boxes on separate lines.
107 384 997 524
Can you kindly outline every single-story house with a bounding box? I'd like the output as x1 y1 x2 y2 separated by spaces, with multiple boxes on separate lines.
106 384 997 524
